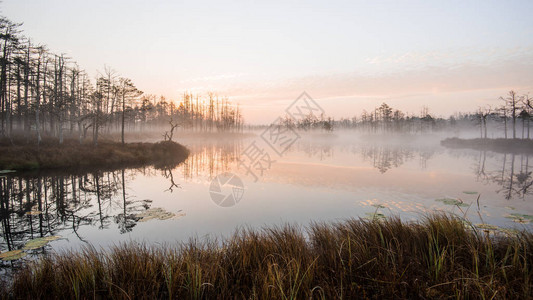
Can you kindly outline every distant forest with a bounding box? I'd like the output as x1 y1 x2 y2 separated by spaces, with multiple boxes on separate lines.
0 15 244 146
289 91 531 139
0 14 531 146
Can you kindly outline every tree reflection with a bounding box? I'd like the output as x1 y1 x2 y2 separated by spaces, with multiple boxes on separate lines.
113 169 149 234
359 145 434 173
515 155 532 200
482 152 533 200
181 141 242 180
0 169 155 258
294 139 334 161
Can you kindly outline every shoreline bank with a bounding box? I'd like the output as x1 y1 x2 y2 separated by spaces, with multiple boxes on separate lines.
441 137 533 154
0 139 190 171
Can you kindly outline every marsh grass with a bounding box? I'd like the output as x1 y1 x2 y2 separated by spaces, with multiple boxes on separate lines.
0 138 189 171
1 214 531 299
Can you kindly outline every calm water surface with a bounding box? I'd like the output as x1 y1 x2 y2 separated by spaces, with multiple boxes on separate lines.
1 132 532 259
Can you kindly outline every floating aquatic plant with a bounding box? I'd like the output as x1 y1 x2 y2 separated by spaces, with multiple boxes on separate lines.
138 215 156 222
505 213 533 224
371 204 386 209
20 235 61 250
509 213 533 221
25 210 42 216
365 212 386 221
0 250 23 259
462 191 478 195
134 207 183 222
1 251 27 261
475 223 499 231
22 238 49 250
0 250 27 261
43 236 61 241
435 198 469 207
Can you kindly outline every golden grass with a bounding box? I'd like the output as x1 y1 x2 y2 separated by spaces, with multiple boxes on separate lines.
1 214 531 299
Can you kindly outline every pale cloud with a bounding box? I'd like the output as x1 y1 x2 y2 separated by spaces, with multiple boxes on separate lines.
217 51 533 124
364 47 533 72
179 73 248 84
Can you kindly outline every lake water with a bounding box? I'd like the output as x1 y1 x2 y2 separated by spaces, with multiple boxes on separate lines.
1 132 532 258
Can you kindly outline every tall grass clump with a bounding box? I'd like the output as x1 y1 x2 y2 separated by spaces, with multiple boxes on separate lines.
1 214 531 299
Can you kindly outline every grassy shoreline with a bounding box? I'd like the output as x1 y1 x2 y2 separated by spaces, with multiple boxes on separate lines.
0 139 190 171
1 214 531 299
441 137 533 154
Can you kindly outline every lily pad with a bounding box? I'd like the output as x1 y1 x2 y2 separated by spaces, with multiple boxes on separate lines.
505 206 516 211
138 215 156 222
2 252 27 261
0 170 15 174
365 212 386 221
134 207 178 222
371 204 386 209
462 191 478 195
505 214 531 224
0 249 23 259
513 218 529 224
509 213 533 221
43 235 61 241
22 238 49 250
158 212 175 220
475 223 499 231
25 210 42 216
435 198 469 207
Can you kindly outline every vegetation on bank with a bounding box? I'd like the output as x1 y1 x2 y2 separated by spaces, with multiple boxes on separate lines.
441 137 533 154
1 214 531 299
0 15 245 147
0 138 189 171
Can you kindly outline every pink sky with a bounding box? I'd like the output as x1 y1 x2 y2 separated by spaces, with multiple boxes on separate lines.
3 0 533 124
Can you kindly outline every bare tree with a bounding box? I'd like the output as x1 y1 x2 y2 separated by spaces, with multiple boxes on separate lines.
523 94 531 139
163 117 180 142
117 77 141 144
478 106 491 139
503 91 521 139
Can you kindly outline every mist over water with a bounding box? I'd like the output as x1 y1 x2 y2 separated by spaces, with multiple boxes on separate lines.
1 130 531 261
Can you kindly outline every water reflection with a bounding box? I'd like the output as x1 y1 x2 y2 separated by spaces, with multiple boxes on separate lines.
483 153 533 201
1 138 532 266
181 140 243 180
360 145 422 173
285 136 437 173
0 170 152 255
292 139 334 161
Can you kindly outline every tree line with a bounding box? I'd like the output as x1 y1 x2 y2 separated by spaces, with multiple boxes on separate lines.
0 15 243 146
291 91 532 138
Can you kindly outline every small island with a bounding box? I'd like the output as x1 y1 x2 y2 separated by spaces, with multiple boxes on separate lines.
0 138 189 172
441 138 533 154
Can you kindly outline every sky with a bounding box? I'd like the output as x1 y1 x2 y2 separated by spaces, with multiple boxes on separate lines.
2 0 533 124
